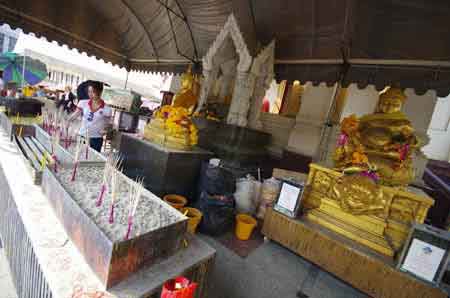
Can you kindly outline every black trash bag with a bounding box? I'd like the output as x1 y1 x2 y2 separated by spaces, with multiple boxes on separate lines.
196 191 235 236
197 162 236 197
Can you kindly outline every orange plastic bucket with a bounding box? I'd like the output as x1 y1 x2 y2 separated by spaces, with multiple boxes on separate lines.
235 214 257 240
181 207 203 234
164 194 188 210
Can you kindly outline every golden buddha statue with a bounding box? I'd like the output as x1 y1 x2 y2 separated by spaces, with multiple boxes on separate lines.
334 87 419 186
299 89 433 257
172 66 199 109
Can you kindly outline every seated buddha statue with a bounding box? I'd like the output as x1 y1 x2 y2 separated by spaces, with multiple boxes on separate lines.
334 87 419 186
172 66 199 110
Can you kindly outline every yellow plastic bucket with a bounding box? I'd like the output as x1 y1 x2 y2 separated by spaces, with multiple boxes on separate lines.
181 207 203 234
163 194 188 210
235 214 257 241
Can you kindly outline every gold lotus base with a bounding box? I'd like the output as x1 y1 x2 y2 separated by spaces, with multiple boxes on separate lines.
143 120 193 151
300 164 434 257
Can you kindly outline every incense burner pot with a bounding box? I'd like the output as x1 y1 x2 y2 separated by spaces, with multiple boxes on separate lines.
41 164 187 288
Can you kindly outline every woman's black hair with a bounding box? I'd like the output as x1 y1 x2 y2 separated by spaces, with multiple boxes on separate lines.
89 81 104 95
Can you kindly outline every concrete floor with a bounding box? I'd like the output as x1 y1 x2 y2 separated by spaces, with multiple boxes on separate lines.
200 235 369 298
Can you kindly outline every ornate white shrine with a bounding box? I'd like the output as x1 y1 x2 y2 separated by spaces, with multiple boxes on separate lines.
197 14 275 128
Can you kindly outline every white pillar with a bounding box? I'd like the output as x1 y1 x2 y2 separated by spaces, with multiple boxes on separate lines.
196 69 218 112
169 75 182 93
3 36 9 53
226 71 255 127
248 77 271 130
423 95 450 161
402 89 438 182
286 82 335 157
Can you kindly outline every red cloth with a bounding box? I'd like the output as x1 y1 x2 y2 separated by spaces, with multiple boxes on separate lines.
161 277 197 298
261 98 270 113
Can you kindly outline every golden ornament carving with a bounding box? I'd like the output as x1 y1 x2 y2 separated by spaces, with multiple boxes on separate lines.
302 164 434 257
332 175 387 216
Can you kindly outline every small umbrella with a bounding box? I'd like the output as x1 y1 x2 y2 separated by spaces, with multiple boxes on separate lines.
76 80 110 100
0 52 47 86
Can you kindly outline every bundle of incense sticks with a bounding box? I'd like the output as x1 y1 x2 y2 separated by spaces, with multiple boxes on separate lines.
50 128 60 173
108 169 119 224
125 177 144 240
42 109 48 131
71 136 83 182
67 121 81 148
43 110 52 134
47 110 57 135
96 154 122 207
60 118 70 148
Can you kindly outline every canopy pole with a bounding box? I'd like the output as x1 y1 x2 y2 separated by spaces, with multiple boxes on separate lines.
21 55 26 88
314 62 350 163
124 71 129 89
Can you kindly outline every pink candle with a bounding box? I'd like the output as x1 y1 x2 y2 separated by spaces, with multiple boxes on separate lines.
71 162 78 182
53 155 58 173
96 184 106 207
125 215 133 240
109 205 115 224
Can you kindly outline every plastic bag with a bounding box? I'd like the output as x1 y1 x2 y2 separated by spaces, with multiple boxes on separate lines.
161 276 198 298
197 162 236 198
196 191 235 236
256 177 281 219
234 175 258 214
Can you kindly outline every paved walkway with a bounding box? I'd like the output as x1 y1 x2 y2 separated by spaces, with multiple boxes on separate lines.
201 235 369 298
0 248 17 298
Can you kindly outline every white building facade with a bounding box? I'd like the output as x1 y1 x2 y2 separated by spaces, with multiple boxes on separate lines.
0 24 19 53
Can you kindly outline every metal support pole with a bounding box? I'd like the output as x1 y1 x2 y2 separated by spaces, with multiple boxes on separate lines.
21 55 26 88
124 71 129 89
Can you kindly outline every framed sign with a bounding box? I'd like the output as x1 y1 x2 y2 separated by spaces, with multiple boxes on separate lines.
273 179 305 218
397 223 450 286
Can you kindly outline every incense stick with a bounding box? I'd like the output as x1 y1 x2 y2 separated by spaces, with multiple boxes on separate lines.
84 126 89 160
71 136 83 182
51 127 60 173
96 154 122 207
125 177 144 240
109 169 118 223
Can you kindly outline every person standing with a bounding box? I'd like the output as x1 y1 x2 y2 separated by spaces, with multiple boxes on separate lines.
59 86 76 113
68 81 112 152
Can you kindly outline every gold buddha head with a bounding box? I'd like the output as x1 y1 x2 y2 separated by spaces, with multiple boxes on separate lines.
376 87 406 114
180 65 194 90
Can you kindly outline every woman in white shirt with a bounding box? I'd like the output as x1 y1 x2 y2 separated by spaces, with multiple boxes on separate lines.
68 82 112 152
